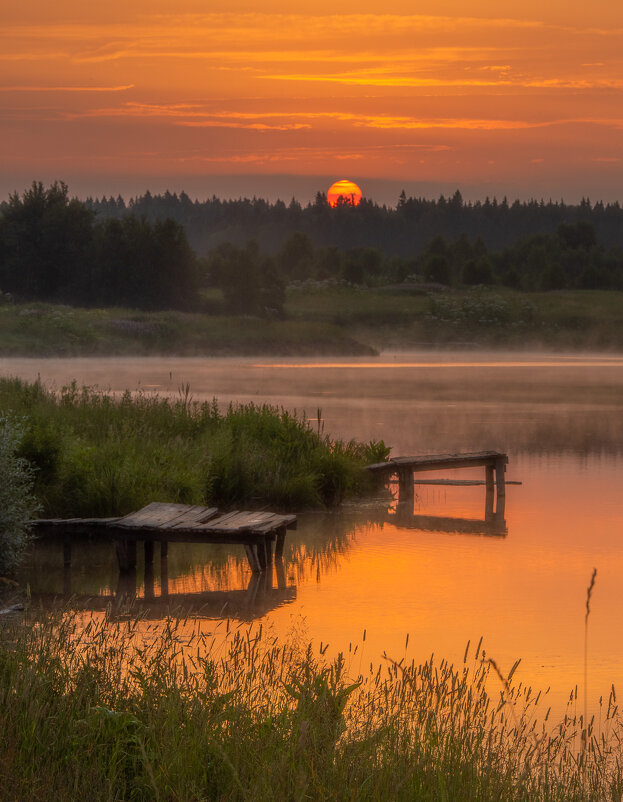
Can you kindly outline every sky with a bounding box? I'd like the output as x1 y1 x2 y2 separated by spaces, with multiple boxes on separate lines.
2 0 623 204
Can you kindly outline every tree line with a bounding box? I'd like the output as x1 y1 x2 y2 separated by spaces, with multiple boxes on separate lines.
207 223 623 292
2 183 623 319
0 182 198 310
84 187 623 258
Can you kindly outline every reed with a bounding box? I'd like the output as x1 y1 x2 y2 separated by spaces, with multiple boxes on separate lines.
0 611 621 801
0 378 389 516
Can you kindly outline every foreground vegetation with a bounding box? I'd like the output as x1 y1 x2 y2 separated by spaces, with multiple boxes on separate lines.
1 611 621 801
0 378 388 518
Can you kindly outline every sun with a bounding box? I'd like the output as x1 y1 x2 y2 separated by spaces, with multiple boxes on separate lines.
327 179 362 207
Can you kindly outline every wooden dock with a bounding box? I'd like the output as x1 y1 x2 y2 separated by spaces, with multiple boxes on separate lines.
367 450 508 513
32 502 297 575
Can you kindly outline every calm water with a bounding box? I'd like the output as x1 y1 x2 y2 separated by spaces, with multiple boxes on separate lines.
5 352 623 715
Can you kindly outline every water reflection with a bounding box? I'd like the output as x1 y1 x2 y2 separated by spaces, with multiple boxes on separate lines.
8 354 623 717
26 538 296 622
5 353 623 456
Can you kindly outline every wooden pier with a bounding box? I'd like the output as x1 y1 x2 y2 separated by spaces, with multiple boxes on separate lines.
32 502 297 575
367 450 508 515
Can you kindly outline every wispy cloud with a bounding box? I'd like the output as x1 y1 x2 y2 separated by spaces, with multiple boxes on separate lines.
0 84 134 92
55 102 623 132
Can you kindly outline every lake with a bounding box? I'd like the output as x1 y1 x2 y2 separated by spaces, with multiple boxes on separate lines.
5 351 623 717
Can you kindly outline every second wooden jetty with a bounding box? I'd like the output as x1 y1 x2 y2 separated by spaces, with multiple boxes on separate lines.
32 502 297 574
367 450 508 506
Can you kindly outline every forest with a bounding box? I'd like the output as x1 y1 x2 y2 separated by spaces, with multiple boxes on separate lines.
1 181 623 318
86 185 623 256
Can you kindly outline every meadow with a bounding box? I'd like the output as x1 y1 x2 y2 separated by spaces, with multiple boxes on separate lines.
1 287 623 358
287 285 623 352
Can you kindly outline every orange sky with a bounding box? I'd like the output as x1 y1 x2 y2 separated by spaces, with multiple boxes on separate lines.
2 0 623 202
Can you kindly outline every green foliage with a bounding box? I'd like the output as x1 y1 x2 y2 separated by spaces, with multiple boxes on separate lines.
0 416 39 575
0 379 388 516
207 239 286 315
1 612 622 801
429 289 514 328
0 182 198 310
462 256 494 285
0 181 94 302
95 215 198 310
424 254 451 284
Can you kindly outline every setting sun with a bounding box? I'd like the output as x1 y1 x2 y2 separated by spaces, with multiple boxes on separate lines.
327 179 363 207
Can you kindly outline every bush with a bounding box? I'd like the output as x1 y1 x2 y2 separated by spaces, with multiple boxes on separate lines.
0 417 39 575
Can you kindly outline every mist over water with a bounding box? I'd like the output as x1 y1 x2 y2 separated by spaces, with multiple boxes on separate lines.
7 351 623 715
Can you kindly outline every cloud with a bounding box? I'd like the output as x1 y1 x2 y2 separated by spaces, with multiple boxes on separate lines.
0 84 134 92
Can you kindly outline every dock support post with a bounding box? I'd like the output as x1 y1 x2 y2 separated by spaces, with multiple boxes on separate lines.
275 558 286 590
244 543 261 573
63 539 72 596
256 539 267 572
115 568 137 611
144 541 155 600
485 465 494 494
485 465 495 521
495 458 506 500
275 527 286 560
398 468 414 503
160 541 169 598
115 540 137 572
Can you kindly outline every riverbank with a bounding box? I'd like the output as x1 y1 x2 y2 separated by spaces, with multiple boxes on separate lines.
1 287 623 357
1 610 620 802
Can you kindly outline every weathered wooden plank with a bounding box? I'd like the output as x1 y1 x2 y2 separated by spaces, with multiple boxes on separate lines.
115 502 196 528
368 451 508 474
411 479 521 485
115 502 218 530
247 514 297 534
202 511 274 532
169 507 219 528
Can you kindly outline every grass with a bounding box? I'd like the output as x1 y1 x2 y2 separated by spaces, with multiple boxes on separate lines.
1 610 621 801
0 302 375 357
0 377 389 516
2 288 623 358
286 285 623 351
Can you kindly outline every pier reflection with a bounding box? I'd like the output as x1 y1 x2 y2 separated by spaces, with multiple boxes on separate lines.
386 478 507 537
30 542 296 622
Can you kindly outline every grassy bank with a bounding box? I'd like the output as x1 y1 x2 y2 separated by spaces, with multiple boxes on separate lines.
0 378 388 516
1 611 621 801
1 288 623 357
0 302 375 357
287 285 623 351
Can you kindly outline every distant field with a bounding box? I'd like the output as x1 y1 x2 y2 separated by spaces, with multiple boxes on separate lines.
0 302 375 357
287 285 623 351
0 287 622 356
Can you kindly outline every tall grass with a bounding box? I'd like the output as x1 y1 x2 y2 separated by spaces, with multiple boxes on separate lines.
0 377 389 516
1 612 621 801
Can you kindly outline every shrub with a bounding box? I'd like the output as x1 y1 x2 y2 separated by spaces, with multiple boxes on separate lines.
0 416 39 575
